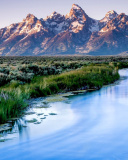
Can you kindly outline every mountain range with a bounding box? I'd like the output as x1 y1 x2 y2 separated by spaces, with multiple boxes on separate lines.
0 4 128 56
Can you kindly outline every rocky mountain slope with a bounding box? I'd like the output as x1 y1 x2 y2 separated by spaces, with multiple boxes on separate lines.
0 4 128 56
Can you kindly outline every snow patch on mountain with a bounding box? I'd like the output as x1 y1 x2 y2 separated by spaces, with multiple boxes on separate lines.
43 12 69 34
89 20 99 32
71 21 84 32
71 21 83 28
54 21 68 33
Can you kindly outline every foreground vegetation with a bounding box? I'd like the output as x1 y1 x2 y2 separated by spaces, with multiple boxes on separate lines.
1 56 128 124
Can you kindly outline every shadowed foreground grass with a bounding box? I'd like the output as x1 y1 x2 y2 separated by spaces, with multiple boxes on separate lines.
0 93 27 123
0 64 119 124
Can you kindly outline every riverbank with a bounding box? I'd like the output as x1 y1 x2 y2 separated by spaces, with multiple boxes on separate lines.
1 69 128 160
0 63 120 124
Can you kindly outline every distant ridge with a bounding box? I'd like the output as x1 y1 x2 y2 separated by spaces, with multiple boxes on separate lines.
0 4 128 56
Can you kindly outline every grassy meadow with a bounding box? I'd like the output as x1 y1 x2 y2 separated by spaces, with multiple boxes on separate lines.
0 56 128 124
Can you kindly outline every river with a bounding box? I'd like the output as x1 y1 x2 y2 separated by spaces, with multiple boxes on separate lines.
0 69 128 160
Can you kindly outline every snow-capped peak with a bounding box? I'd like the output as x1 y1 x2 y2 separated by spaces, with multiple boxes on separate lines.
66 4 88 21
44 11 65 27
22 13 37 24
72 4 82 10
43 11 68 34
105 10 118 19
26 13 35 18
65 4 94 33
107 10 116 14
100 10 118 23
48 11 60 19
25 14 36 20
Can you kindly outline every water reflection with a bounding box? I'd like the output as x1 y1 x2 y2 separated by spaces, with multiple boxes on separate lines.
0 94 78 145
0 118 29 142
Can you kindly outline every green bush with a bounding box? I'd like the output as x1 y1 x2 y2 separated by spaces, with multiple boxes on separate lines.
0 73 10 86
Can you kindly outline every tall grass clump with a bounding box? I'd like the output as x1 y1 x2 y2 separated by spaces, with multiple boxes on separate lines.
0 91 27 124
44 65 119 92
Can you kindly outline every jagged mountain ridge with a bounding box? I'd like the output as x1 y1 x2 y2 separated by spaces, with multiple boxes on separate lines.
0 4 128 56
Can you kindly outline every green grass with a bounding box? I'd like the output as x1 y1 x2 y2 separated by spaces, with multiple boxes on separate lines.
0 63 120 124
0 92 27 124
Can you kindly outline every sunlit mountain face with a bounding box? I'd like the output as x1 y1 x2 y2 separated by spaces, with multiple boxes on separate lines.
0 4 128 56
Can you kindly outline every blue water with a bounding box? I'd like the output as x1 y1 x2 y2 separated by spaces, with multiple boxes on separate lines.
0 69 128 160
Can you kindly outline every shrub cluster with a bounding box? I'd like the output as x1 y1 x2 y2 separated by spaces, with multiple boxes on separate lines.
0 73 10 87
0 61 85 87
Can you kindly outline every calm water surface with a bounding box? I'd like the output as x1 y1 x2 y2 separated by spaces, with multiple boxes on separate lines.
0 69 128 160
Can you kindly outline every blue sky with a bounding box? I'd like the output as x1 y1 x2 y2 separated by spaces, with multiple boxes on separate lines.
0 0 128 28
